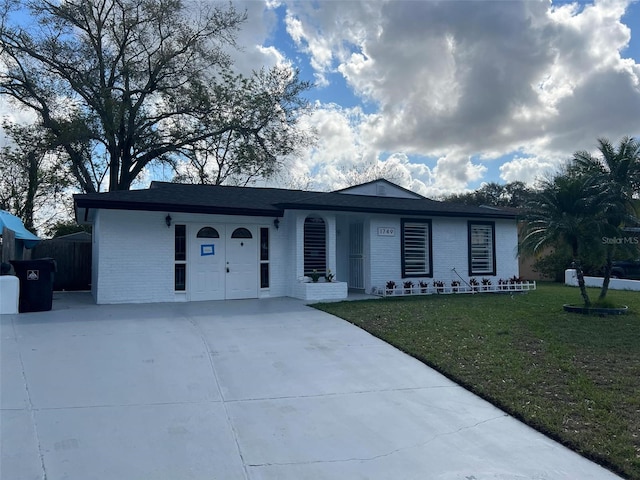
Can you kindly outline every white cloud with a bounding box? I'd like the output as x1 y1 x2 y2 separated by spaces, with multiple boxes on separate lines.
274 0 640 192
499 156 560 184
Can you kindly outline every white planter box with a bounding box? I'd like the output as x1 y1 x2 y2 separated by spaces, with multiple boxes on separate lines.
293 281 348 301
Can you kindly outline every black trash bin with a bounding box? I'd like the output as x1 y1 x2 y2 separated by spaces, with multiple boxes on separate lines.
10 258 57 313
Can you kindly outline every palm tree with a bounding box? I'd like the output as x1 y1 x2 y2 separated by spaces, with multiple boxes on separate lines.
521 172 604 306
572 137 640 202
571 137 640 300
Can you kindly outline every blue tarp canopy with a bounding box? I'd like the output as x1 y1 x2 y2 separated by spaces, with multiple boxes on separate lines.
0 210 41 249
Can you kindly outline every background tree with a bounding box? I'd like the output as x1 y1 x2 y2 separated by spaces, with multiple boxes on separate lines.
172 68 313 186
45 220 91 238
443 181 533 208
0 122 71 233
1 0 312 193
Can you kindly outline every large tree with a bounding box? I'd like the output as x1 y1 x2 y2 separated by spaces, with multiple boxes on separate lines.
0 0 312 192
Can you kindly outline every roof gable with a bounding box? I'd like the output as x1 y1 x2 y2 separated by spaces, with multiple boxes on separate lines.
334 179 424 199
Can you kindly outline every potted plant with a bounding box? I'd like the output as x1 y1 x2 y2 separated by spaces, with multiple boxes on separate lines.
419 280 429 294
433 280 445 293
325 269 335 282
403 280 414 295
481 278 492 291
386 280 396 295
451 280 460 293
309 269 321 283
509 275 522 290
469 277 479 292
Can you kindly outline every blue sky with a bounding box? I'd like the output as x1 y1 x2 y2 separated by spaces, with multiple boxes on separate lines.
228 0 640 196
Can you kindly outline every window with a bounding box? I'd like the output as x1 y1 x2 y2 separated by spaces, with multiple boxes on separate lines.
304 216 326 275
468 221 496 276
175 224 186 261
260 227 269 288
231 228 252 239
174 264 186 291
174 225 186 290
197 227 219 238
401 219 432 277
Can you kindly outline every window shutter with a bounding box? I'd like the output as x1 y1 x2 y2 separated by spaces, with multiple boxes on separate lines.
402 221 431 276
304 217 326 275
469 223 495 275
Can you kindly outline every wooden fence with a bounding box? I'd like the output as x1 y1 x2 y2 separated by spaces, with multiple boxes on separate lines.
31 240 91 291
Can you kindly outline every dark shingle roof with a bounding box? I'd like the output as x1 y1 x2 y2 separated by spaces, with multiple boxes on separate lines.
74 181 517 219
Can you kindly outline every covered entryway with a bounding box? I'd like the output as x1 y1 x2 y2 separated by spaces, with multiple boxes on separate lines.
189 225 258 301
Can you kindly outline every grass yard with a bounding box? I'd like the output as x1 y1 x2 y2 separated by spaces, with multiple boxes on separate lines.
314 283 640 479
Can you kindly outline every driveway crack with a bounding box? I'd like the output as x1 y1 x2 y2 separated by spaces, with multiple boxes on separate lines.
246 413 508 468
186 316 250 480
12 318 48 480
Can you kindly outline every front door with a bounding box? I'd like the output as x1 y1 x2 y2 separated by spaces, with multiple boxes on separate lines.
190 226 225 301
189 224 258 301
225 226 258 299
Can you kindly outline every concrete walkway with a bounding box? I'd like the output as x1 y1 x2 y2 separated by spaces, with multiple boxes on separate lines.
1 293 621 480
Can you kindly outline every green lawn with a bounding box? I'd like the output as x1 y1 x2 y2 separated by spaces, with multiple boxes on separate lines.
314 283 640 479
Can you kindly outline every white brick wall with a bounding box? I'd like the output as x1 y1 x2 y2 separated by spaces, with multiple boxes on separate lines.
368 216 402 293
94 210 289 304
92 207 518 304
95 209 173 304
367 215 519 294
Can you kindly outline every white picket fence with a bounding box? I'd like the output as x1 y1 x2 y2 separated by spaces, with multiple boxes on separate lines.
376 281 537 297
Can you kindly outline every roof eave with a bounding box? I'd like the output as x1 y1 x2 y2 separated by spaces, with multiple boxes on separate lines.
276 203 518 219
74 199 283 218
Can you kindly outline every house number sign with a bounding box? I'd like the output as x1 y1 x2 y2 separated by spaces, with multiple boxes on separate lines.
377 227 395 236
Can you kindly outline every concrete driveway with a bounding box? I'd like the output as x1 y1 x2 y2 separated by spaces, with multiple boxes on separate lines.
1 293 621 480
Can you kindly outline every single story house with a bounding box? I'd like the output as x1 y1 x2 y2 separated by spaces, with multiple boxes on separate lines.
73 179 520 304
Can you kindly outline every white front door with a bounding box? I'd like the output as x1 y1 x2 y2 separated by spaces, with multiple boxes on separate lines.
189 224 258 301
190 225 225 301
225 226 258 300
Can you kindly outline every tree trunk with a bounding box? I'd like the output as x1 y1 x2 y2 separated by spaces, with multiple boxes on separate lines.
599 251 613 301
24 152 38 232
573 260 591 307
